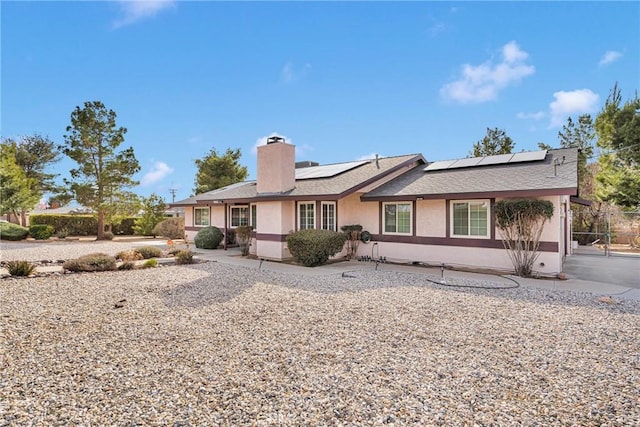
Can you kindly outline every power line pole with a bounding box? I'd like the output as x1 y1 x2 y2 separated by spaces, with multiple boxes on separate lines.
169 186 177 203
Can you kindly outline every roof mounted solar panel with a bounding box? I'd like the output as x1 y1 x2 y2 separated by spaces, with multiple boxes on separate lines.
424 149 548 172
450 157 483 168
509 150 547 163
477 153 515 166
295 160 368 180
424 159 458 171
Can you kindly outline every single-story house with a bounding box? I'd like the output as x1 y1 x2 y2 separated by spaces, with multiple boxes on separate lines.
171 137 579 275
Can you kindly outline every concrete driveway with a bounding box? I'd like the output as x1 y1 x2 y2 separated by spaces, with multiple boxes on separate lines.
564 246 640 288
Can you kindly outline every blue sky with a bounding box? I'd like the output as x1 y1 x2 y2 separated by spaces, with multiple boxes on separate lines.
2 1 638 203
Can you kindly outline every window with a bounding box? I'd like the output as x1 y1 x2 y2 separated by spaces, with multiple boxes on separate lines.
231 205 249 227
298 202 315 230
383 202 412 234
250 204 257 229
194 207 210 227
452 200 489 238
321 202 336 231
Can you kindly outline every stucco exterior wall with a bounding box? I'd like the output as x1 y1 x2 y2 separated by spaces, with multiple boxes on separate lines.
355 241 562 275
416 199 446 237
348 195 566 275
256 200 295 260
184 204 225 241
339 193 379 233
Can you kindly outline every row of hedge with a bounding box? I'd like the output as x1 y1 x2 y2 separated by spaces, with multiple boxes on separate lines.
29 215 137 236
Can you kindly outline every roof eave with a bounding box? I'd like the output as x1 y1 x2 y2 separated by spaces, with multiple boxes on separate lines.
361 187 578 202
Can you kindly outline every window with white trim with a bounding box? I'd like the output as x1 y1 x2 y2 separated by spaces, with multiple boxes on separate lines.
298 202 315 230
321 202 336 231
383 202 412 234
230 205 249 227
451 200 489 238
194 207 210 227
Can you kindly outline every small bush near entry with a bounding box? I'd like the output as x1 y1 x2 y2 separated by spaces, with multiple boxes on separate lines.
135 246 163 259
141 259 158 268
103 231 114 240
29 224 55 240
175 250 194 265
194 226 224 249
0 222 29 241
63 253 117 272
6 260 36 276
236 225 253 256
152 218 185 240
118 261 136 270
286 229 347 267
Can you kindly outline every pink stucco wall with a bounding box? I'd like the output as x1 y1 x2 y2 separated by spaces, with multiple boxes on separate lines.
256 200 295 260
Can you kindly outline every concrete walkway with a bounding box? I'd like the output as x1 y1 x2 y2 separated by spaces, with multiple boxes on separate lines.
564 245 640 290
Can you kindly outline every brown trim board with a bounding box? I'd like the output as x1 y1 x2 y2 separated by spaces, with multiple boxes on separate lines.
370 234 559 252
256 233 288 242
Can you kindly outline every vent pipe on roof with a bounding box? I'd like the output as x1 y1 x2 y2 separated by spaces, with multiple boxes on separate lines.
375 154 379 169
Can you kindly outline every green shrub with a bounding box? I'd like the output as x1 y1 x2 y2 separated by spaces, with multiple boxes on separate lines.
63 253 117 272
236 225 253 256
116 250 144 261
0 222 29 241
118 261 136 270
103 231 114 240
112 217 137 235
286 229 347 267
152 217 185 240
175 249 194 265
6 260 36 276
135 245 163 259
55 227 70 239
141 259 158 268
194 226 224 249
29 224 55 240
133 194 167 236
29 214 97 236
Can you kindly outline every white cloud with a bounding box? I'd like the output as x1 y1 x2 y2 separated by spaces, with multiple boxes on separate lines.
141 161 174 186
113 0 175 29
549 89 599 127
517 111 546 120
440 41 535 103
598 50 622 66
280 62 311 83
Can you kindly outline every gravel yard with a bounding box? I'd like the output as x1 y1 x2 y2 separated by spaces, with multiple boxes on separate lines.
1 241 639 425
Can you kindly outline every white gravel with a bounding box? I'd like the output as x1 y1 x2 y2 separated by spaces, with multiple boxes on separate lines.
1 241 639 425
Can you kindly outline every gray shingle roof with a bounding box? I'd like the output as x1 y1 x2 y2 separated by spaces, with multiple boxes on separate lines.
172 154 423 205
362 148 578 200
